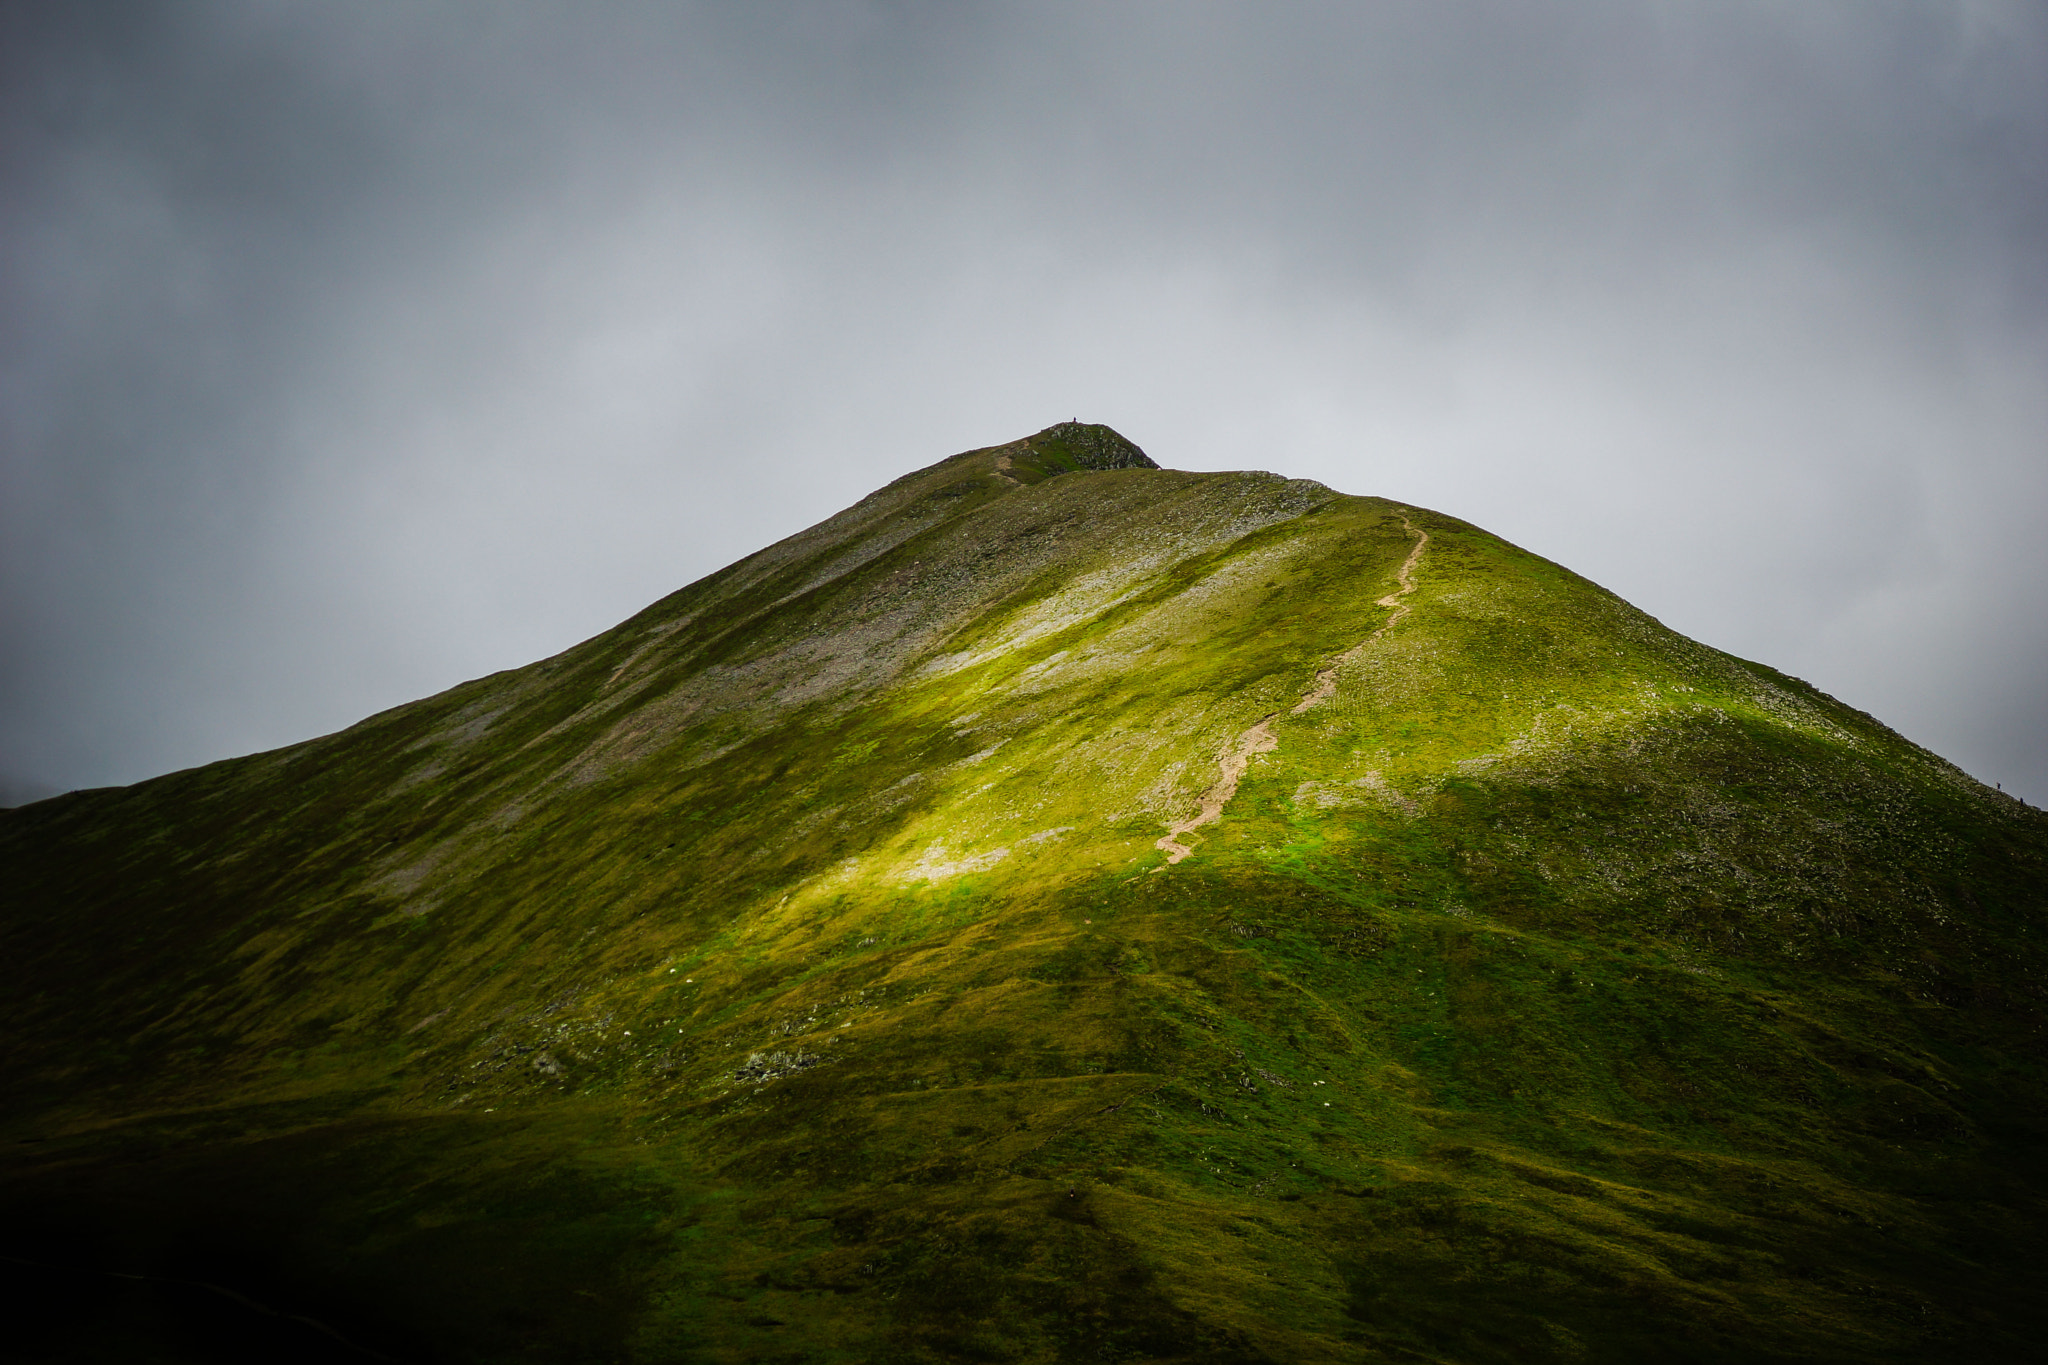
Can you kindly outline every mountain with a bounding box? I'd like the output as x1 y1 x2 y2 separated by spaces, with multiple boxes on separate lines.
4 422 2045 1364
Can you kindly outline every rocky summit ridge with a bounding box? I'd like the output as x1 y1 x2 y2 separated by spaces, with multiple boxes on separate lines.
3 423 2046 1363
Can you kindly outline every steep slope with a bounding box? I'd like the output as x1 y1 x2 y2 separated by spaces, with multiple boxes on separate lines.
4 422 2046 1364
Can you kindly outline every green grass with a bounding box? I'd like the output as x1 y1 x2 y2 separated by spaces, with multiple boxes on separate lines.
4 422 2045 1362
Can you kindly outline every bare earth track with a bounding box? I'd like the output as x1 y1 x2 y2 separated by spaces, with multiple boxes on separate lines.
1156 514 1429 864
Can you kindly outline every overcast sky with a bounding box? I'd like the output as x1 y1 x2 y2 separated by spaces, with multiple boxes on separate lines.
3 0 2044 806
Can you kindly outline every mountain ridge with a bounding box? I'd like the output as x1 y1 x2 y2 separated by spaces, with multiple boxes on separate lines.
4 422 2045 1363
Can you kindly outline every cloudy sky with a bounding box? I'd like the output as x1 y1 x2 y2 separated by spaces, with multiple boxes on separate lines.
3 0 2044 805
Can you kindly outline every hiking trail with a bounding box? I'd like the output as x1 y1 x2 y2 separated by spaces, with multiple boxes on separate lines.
1156 514 1429 865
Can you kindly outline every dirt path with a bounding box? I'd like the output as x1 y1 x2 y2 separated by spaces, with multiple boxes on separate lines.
1153 718 1281 863
1155 514 1428 865
1288 513 1430 715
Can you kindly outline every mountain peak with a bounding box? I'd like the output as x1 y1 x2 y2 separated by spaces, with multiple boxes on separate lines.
1020 420 1157 471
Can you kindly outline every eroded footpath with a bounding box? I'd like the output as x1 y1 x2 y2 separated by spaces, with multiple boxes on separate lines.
1157 514 1429 864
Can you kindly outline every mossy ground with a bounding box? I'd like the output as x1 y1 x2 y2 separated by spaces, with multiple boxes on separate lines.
4 424 2045 1362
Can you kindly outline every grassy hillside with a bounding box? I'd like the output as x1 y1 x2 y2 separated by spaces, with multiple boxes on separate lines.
4 422 2046 1363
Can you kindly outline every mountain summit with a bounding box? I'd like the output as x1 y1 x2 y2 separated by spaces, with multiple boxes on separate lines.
4 426 2045 1363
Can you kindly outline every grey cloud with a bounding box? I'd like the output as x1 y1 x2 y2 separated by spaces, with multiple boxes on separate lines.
3 0 2044 801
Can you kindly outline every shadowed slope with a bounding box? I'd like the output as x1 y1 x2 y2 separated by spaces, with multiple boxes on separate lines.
4 422 2046 1363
